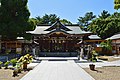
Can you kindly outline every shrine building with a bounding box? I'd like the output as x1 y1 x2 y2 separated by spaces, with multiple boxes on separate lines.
30 20 92 56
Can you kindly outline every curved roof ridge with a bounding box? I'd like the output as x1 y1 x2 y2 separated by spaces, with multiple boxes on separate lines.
44 20 72 31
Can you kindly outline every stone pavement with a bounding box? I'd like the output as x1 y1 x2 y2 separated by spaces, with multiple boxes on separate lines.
20 60 95 80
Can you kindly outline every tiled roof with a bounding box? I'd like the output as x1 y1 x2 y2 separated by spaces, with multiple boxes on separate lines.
88 35 101 39
45 20 72 31
29 20 91 35
106 33 120 40
29 25 91 35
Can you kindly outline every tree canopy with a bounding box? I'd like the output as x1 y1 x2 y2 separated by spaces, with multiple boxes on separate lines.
36 14 72 25
36 14 59 25
0 0 35 40
77 12 96 31
88 11 120 39
114 0 120 10
98 10 111 19
60 19 72 25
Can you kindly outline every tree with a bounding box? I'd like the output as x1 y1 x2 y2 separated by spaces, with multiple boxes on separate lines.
0 0 35 40
88 11 120 39
100 39 112 51
36 14 59 25
78 12 96 31
98 10 111 19
36 14 72 25
100 39 112 55
114 0 120 10
60 19 72 25
24 18 36 40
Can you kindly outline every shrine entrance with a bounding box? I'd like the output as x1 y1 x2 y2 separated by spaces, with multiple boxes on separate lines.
51 39 66 52
31 20 91 57
35 32 78 52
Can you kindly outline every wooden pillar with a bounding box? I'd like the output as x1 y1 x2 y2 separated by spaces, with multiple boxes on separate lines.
39 39 42 52
5 42 6 49
16 41 17 49
65 40 67 51
50 40 52 51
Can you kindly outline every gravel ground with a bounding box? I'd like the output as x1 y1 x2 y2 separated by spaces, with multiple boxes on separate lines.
0 67 29 80
98 56 120 62
0 60 39 80
84 66 120 80
108 57 120 62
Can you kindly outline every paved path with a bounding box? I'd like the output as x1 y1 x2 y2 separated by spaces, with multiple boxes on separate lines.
20 60 95 80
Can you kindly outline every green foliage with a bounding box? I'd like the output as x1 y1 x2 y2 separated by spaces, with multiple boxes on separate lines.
4 61 10 68
10 58 17 67
0 0 35 40
88 11 120 39
90 50 98 62
15 62 22 73
36 14 72 25
100 39 112 55
0 61 3 65
24 33 32 41
98 10 111 19
17 54 33 70
26 18 36 31
60 19 72 25
78 12 96 31
15 62 22 69
36 14 59 25
114 0 120 10
18 54 33 64
0 61 3 68
100 39 112 51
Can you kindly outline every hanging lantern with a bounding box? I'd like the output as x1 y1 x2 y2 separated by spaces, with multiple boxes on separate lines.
114 0 120 10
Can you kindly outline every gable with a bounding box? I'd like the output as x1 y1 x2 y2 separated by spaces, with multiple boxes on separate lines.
44 20 72 31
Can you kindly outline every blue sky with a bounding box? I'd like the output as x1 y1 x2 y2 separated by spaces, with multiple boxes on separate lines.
28 0 117 23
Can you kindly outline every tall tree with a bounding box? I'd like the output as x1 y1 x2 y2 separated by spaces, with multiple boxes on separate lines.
36 14 72 25
0 0 35 40
24 18 36 40
36 14 59 25
60 19 72 25
98 10 111 19
88 11 120 39
114 0 120 10
78 12 96 31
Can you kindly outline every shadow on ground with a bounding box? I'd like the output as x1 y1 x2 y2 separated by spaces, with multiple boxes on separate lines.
74 60 103 63
91 69 103 73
